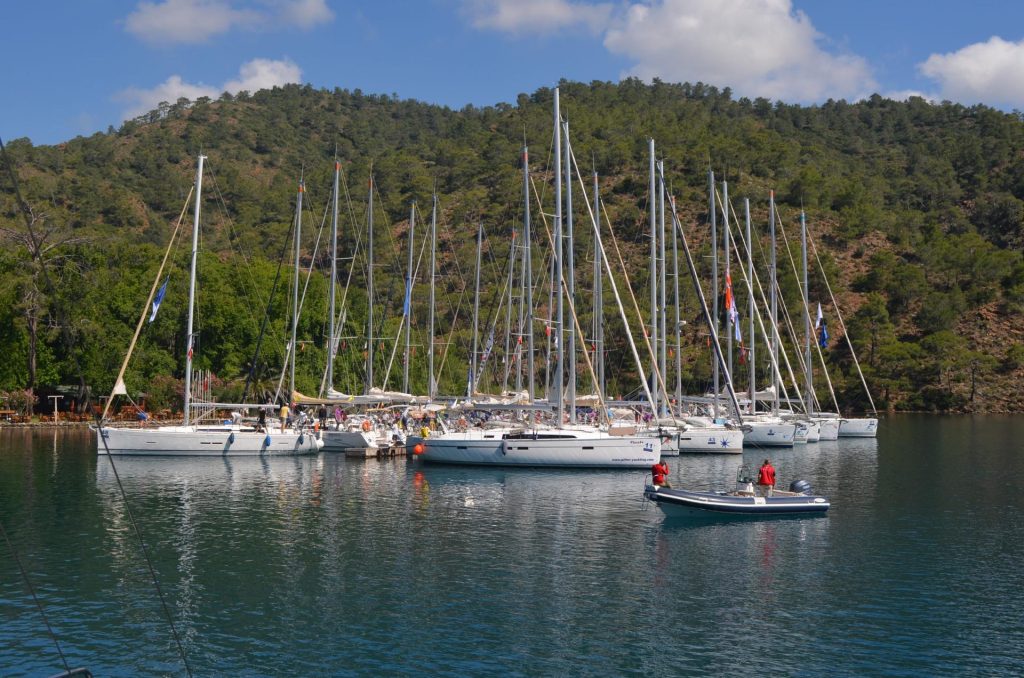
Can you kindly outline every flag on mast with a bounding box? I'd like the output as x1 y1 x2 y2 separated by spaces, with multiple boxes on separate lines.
149 278 169 323
726 273 741 342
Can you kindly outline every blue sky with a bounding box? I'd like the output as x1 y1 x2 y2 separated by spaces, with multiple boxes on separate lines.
3 0 1024 145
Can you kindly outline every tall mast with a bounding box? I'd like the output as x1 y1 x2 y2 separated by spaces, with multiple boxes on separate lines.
803 210 812 415
290 178 304 403
515 207 525 396
502 220 514 395
403 202 415 394
658 160 667 416
593 169 604 400
709 169 719 416
671 194 682 407
648 138 658 416
183 154 205 426
553 87 564 425
428 193 437 400
328 159 339 393
746 198 755 414
724 180 732 386
523 147 535 402
470 221 483 397
563 119 576 423
770 191 779 414
663 165 744 423
366 174 374 393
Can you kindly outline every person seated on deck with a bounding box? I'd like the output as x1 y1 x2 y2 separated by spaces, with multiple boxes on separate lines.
651 461 671 488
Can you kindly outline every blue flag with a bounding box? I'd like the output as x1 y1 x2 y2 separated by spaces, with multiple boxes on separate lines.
149 278 169 323
819 319 829 348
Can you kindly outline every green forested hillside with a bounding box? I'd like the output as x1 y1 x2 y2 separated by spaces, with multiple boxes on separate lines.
2 79 1023 415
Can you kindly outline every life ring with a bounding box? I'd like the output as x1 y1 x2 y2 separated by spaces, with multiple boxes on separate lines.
361 419 372 432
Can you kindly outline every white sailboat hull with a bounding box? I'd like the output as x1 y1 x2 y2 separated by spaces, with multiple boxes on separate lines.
675 426 744 454
743 421 796 447
96 425 322 456
421 429 660 468
816 418 840 441
321 428 376 452
839 418 878 437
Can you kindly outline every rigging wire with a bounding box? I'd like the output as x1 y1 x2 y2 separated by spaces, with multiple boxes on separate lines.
95 421 193 677
0 519 71 675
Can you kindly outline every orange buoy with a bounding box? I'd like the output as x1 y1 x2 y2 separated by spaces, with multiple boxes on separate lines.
414 444 424 455
361 419 372 432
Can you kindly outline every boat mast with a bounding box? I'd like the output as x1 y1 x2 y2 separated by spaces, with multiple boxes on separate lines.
502 214 515 395
328 159 339 393
672 194 682 408
593 169 604 400
290 177 304 403
648 139 658 416
366 173 374 393
662 166 744 422
553 87 564 425
802 210 812 415
709 169 719 417
403 202 415 394
470 221 482 398
428 193 437 400
658 160 667 416
563 118 576 423
523 147 536 402
770 191 779 415
746 198 755 414
183 154 205 426
724 180 732 384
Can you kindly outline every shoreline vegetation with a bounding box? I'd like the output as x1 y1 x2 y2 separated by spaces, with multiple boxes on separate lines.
2 80 1023 415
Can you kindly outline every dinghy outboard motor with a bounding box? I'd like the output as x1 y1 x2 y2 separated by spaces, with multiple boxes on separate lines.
789 479 813 495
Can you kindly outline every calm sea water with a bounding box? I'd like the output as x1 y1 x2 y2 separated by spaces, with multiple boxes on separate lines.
2 416 1023 676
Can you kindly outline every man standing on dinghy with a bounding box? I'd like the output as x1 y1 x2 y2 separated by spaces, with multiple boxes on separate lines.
758 459 776 496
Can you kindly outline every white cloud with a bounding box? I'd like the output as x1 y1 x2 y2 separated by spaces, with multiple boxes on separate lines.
883 89 937 104
125 0 333 44
118 58 302 119
919 36 1024 107
125 0 260 44
282 0 334 29
602 0 876 102
223 58 303 94
463 0 876 103
464 0 612 35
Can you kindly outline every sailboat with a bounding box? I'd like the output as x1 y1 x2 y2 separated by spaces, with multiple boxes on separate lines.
315 166 414 452
726 189 795 447
642 158 744 454
420 87 661 468
96 155 323 456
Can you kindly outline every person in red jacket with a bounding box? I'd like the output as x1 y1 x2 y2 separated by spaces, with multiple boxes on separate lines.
757 459 776 496
651 461 671 488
